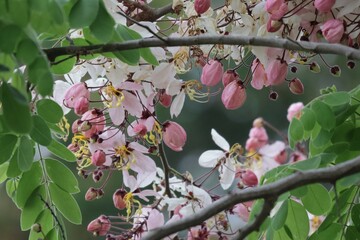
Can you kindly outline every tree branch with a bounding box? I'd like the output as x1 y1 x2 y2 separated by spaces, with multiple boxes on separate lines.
142 155 360 240
44 35 360 62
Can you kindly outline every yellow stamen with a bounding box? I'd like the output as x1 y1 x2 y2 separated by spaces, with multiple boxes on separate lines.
184 80 212 103
114 145 135 170
173 47 190 73
103 84 125 108
55 116 70 141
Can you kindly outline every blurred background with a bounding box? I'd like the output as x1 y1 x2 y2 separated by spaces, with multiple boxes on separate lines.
1 0 360 238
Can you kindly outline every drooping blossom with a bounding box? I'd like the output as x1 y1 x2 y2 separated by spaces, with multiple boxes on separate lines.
87 215 111 236
289 78 304 95
287 102 304 121
194 0 211 15
266 0 288 20
80 109 106 138
200 59 223 86
162 121 187 151
251 58 268 90
221 80 247 110
199 129 241 189
266 59 288 86
321 19 344 43
314 0 335 13
222 70 238 87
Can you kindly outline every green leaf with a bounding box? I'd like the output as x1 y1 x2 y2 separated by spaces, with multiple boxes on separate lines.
113 25 140 65
317 223 342 240
49 183 82 224
324 142 349 155
47 140 76 162
29 209 54 240
0 162 9 184
6 178 18 202
338 173 360 187
44 228 59 240
288 118 304 147
36 70 54 96
17 38 40 65
36 99 63 124
49 0 64 25
289 156 321 171
89 0 114 42
301 184 331 215
290 186 308 198
20 186 45 230
321 92 350 114
28 56 49 85
140 48 159 66
0 82 33 134
351 204 360 228
273 227 292 240
0 24 23 53
300 108 316 131
45 158 79 193
285 199 309 240
7 151 22 177
0 134 18 164
345 226 360 240
30 115 52 146
311 101 336 131
312 129 332 148
17 136 34 172
51 56 76 74
16 162 42 209
272 201 288 230
69 0 99 28
8 0 29 27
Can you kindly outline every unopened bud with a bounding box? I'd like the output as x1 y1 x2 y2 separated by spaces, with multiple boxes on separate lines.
194 0 211 15
85 187 98 201
310 62 321 73
288 78 304 95
222 70 238 87
91 150 106 166
31 223 42 233
113 189 127 210
253 118 264 128
241 170 258 187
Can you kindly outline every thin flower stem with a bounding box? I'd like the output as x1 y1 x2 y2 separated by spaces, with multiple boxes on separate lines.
158 142 172 197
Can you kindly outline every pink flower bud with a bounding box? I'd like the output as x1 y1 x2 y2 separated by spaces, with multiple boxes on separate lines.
194 0 211 15
321 19 344 43
81 109 105 138
266 59 288 86
241 170 258 187
133 123 147 136
163 121 187 152
289 151 307 162
200 59 223 86
233 204 249 222
275 149 287 164
85 187 98 201
289 78 304 95
251 59 268 90
221 80 246 110
87 215 111 236
314 0 335 13
91 150 106 166
67 143 79 152
245 138 262 151
113 189 127 210
287 102 304 122
266 0 288 20
64 82 90 108
249 127 268 142
222 70 238 87
74 96 89 116
159 92 172 108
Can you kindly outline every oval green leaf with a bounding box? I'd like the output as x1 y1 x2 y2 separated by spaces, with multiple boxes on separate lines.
0 134 18 164
351 204 360 227
47 140 76 162
89 0 114 42
272 200 288 230
311 101 336 131
29 209 54 240
288 118 304 147
69 0 99 28
7 151 22 178
45 158 79 193
0 24 23 53
36 99 63 124
301 184 332 215
286 199 309 240
30 115 52 146
300 108 316 131
0 162 9 184
17 136 34 172
20 186 45 230
49 183 82 224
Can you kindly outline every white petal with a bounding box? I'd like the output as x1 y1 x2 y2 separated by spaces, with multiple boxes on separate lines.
211 129 230 151
170 91 185 118
259 141 285 157
219 159 236 190
199 150 225 168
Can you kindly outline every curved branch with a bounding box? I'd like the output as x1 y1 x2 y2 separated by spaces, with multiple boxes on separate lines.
142 155 360 240
44 35 360 62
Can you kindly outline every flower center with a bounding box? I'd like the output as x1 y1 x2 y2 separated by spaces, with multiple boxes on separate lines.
103 84 124 108
114 145 135 170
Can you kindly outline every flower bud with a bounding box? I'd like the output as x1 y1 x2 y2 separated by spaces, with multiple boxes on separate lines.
64 82 90 108
74 96 89 116
266 59 288 86
113 189 127 210
275 149 288 164
266 0 288 20
222 70 238 87
233 204 249 222
251 59 268 90
287 102 304 122
85 187 98 201
253 118 264 128
200 59 223 86
321 19 344 43
314 0 335 13
194 0 211 15
31 223 42 233
288 78 304 95
87 215 111 236
133 123 148 136
221 80 247 110
91 150 106 166
249 127 268 142
330 65 341 77
241 170 258 187
159 92 172 108
310 62 321 73
163 121 187 152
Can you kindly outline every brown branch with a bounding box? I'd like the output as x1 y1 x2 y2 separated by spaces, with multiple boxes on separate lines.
44 35 360 62
142 155 360 240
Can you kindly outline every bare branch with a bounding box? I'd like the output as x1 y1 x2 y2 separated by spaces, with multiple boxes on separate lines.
142 155 360 240
44 35 360 62
235 198 277 240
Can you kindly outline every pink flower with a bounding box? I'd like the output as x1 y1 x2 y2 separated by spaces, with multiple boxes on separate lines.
241 170 258 187
289 78 304 95
249 127 269 143
251 59 268 90
64 82 90 108
87 215 111 236
233 203 250 222
159 92 172 108
266 59 288 86
91 150 106 166
287 102 304 122
113 189 127 210
200 59 223 86
222 70 238 87
275 149 287 164
289 151 307 162
163 121 187 151
73 96 89 116
314 0 335 13
80 109 105 138
221 80 247 110
266 0 288 20
194 0 211 15
321 19 344 43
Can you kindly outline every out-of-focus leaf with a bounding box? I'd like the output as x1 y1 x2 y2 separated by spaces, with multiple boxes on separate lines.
69 0 99 28
0 24 23 53
89 0 114 42
0 134 18 164
17 136 34 172
311 101 335 131
36 99 63 124
0 162 9 184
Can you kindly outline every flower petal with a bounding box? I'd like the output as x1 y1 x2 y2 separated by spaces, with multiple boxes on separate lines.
199 150 225 168
211 129 230 151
